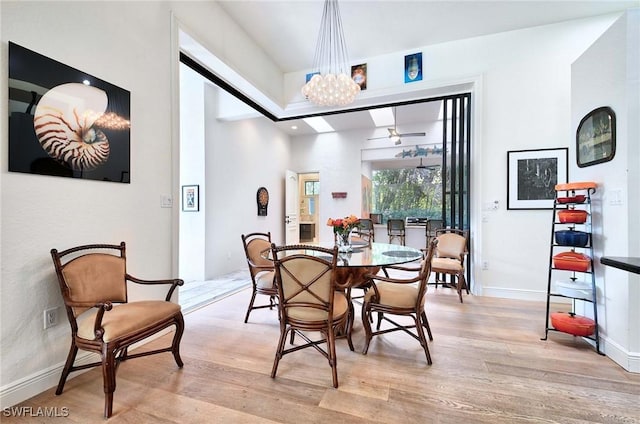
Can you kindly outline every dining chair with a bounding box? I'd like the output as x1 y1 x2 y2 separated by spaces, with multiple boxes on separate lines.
387 219 406 245
352 218 374 246
361 239 437 364
430 228 469 303
425 219 444 248
270 243 353 388
241 232 277 323
50 242 184 418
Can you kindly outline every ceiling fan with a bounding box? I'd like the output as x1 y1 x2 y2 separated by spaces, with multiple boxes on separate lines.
367 107 426 145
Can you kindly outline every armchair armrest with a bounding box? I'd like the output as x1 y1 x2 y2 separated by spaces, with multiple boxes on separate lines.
126 274 184 301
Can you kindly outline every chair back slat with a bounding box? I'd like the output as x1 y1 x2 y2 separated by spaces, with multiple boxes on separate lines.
271 245 338 320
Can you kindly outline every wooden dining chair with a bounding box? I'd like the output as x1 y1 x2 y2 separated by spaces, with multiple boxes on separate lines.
270 243 353 388
387 219 406 245
352 218 375 246
361 239 437 364
241 232 277 323
425 219 444 248
50 242 184 418
431 228 469 303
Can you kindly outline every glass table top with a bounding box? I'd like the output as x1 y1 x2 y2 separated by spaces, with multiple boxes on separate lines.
269 242 423 267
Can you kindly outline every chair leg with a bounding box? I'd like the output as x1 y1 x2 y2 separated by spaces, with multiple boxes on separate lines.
172 314 185 367
361 302 373 355
456 272 465 303
414 314 432 365
102 348 117 418
244 289 258 323
271 326 288 379
56 342 78 395
345 301 355 352
376 312 384 330
421 311 433 341
327 326 339 388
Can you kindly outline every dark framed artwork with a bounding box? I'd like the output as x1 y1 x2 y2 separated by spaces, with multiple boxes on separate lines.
576 106 616 168
182 185 199 212
404 52 422 83
351 63 367 90
8 42 131 183
507 148 568 210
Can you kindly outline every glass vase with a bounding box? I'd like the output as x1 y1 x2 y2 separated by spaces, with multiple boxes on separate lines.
336 230 353 252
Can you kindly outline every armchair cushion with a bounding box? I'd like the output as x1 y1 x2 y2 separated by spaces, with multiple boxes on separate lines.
432 257 463 272
287 291 348 322
77 300 181 342
436 234 466 259
255 270 275 289
247 239 273 268
62 254 127 315
364 282 418 308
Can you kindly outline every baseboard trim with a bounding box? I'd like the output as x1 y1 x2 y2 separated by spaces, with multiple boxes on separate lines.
0 351 97 409
602 336 640 373
0 328 172 409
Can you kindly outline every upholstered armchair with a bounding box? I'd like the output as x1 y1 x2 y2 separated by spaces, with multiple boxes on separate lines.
50 242 184 418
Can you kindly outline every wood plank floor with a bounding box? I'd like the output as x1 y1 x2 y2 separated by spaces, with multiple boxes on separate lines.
5 287 640 423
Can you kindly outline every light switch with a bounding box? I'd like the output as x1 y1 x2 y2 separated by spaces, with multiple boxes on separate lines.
609 189 623 206
161 195 173 208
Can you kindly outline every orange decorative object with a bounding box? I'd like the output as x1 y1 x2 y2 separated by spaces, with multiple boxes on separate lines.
557 195 586 204
553 251 591 272
551 312 595 336
558 209 588 224
555 181 597 191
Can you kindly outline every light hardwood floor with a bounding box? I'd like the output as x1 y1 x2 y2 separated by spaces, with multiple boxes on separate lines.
5 287 640 423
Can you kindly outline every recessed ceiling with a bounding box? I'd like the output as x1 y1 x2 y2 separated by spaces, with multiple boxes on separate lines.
217 1 637 73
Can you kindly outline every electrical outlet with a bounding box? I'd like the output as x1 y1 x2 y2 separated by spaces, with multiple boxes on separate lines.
44 307 58 329
482 261 489 270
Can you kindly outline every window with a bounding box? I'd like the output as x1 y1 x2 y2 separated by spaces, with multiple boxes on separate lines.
371 166 442 223
305 181 319 195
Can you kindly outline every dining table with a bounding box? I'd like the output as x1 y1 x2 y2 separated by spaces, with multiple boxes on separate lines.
266 241 424 336
266 241 423 288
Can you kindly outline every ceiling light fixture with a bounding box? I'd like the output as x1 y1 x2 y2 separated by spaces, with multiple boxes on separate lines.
301 0 360 107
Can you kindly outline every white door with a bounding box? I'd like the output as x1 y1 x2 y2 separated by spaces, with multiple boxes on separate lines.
285 170 299 244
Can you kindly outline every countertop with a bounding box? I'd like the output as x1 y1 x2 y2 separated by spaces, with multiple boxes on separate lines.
600 256 640 275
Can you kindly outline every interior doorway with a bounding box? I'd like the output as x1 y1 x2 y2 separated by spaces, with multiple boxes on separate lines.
298 172 320 243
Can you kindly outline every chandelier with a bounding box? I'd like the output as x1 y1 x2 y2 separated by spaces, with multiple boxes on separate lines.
301 0 360 107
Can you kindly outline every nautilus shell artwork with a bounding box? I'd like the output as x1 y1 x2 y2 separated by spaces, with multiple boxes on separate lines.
33 83 111 171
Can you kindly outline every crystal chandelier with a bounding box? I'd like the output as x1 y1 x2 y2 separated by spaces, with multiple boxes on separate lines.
301 0 360 107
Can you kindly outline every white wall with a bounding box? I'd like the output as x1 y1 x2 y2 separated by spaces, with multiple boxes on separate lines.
203 84 289 278
0 0 288 408
291 14 622 301
179 64 206 283
571 10 639 372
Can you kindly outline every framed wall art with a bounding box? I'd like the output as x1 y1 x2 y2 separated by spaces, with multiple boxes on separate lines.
8 42 131 183
576 106 616 168
182 185 199 212
404 52 422 83
507 148 568 210
351 63 367 90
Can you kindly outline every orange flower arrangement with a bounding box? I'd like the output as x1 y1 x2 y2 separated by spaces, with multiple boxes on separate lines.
326 215 360 235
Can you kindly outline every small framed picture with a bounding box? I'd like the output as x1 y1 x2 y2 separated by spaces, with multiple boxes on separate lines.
404 53 422 83
182 185 199 212
351 63 367 90
507 148 568 210
576 106 616 167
